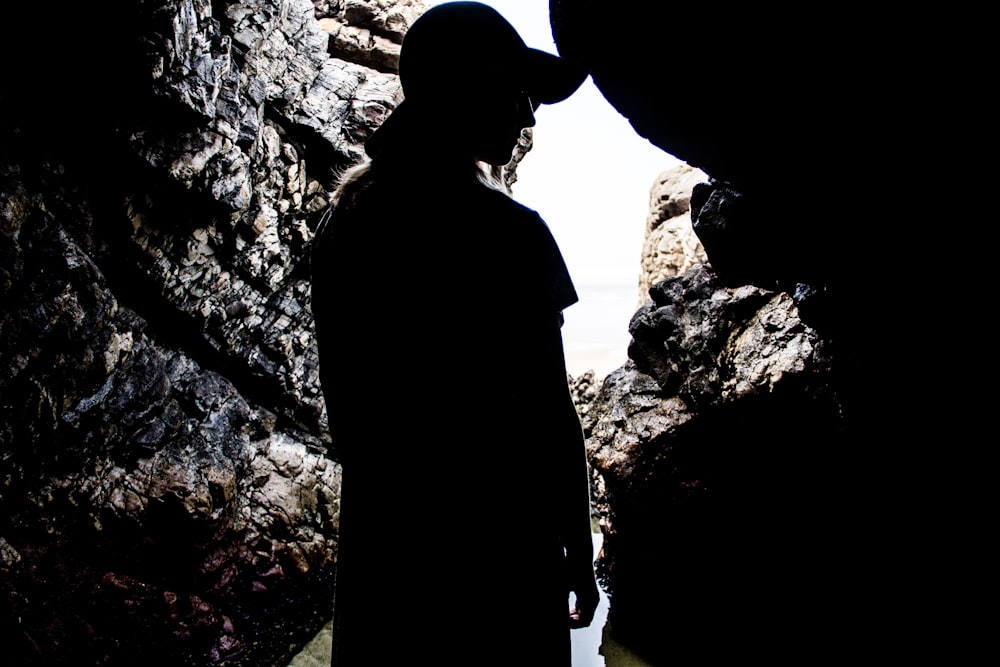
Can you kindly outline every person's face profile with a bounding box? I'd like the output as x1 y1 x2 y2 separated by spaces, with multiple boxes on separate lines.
464 83 536 167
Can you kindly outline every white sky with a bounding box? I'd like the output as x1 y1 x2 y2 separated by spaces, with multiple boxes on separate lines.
422 1 683 376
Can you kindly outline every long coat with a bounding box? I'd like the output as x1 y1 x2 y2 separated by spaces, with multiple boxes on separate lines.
310 162 589 665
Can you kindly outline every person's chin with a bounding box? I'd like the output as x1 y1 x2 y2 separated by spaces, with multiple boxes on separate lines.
487 144 518 167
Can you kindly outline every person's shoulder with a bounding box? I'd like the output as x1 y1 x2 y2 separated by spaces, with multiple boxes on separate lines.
475 183 546 227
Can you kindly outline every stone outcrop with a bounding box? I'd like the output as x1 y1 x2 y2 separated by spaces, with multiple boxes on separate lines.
553 0 980 662
318 0 425 73
3 0 978 664
550 0 851 314
580 155 847 662
581 265 844 661
0 1 545 662
0 1 427 665
637 163 707 302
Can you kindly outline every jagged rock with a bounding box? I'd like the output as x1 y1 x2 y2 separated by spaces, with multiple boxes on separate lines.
0 0 558 659
0 1 426 664
316 0 424 73
6 1 967 664
549 0 881 652
637 163 708 303
341 0 424 42
318 17 403 73
568 369 600 423
586 265 844 662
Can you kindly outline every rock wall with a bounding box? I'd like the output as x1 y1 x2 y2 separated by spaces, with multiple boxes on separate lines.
4 1 978 664
0 1 424 665
553 0 985 662
584 158 846 661
583 265 844 662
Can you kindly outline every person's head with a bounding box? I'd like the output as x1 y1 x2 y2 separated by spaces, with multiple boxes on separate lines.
364 2 588 168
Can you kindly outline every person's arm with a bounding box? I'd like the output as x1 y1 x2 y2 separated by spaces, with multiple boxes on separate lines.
524 209 599 625
549 315 600 629
560 393 600 628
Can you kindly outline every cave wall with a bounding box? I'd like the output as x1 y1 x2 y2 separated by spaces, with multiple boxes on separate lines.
553 0 983 662
0 1 424 664
2 0 981 664
586 165 847 661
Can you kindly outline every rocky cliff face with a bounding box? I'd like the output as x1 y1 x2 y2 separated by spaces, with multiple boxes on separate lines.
0 1 545 662
2 0 974 665
0 2 425 665
581 162 844 662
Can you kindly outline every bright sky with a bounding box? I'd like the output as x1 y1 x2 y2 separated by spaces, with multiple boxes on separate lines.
422 1 682 377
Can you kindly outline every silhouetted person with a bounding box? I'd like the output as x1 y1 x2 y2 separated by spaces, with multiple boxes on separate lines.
310 3 598 665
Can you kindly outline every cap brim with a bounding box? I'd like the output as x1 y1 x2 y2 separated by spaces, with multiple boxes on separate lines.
519 48 589 105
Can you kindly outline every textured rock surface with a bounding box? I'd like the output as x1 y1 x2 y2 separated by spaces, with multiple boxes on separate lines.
636 163 707 302
318 0 425 73
583 266 844 663
582 150 849 663
3 0 974 664
0 1 424 665
0 1 548 662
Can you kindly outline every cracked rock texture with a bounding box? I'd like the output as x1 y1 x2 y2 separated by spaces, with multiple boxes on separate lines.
0 2 427 665
4 0 975 665
636 163 707 304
